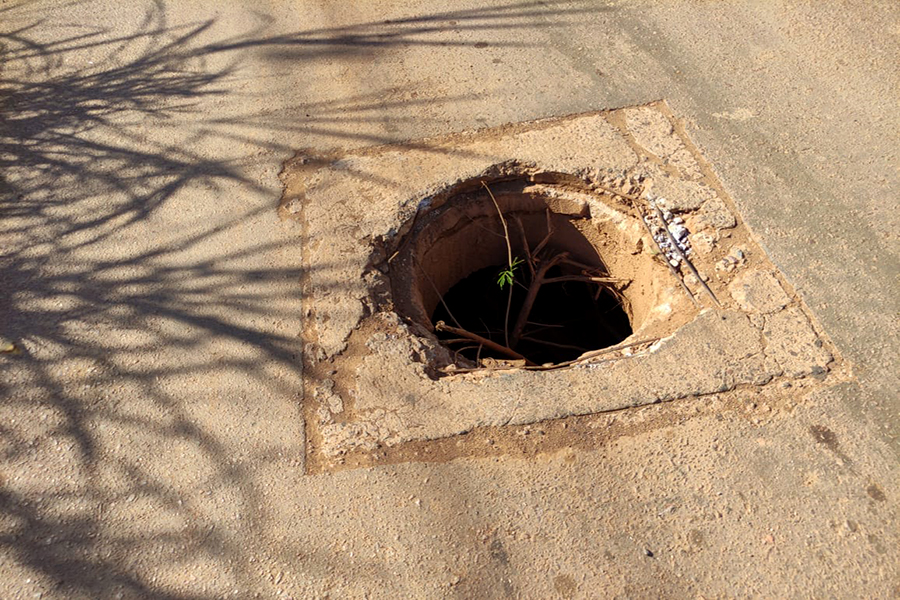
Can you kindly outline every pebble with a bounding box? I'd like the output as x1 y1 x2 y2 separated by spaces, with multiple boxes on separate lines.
645 198 693 265
672 226 688 240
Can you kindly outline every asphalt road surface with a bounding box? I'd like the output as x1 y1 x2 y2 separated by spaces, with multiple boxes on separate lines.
1 1 897 598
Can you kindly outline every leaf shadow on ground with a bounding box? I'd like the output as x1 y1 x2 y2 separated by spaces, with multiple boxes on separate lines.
0 1 610 597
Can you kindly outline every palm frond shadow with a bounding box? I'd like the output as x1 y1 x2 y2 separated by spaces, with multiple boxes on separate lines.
0 1 609 597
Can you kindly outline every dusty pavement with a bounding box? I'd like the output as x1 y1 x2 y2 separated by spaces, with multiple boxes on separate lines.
1 1 898 598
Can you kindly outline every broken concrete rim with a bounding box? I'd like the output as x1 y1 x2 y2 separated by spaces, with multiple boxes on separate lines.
389 166 685 364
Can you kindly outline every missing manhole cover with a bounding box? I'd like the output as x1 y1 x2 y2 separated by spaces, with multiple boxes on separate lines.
391 173 663 367
280 102 841 471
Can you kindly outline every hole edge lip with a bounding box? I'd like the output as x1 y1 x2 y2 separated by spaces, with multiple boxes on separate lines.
387 170 667 370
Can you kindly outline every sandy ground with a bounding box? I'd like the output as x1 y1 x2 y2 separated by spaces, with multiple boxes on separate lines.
1 1 898 598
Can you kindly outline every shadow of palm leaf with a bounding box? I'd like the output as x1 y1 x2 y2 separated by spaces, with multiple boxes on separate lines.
0 1 611 597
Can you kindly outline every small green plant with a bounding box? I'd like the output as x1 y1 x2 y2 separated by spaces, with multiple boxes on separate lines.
497 257 523 289
482 180 516 348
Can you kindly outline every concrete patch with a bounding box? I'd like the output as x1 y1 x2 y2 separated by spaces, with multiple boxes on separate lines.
281 103 844 470
729 270 791 314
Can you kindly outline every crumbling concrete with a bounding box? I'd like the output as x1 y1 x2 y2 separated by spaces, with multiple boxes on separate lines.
281 104 844 466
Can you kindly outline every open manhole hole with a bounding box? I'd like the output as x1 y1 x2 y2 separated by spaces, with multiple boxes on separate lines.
391 172 667 368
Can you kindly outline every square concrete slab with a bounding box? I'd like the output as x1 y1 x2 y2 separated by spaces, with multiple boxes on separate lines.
280 102 844 472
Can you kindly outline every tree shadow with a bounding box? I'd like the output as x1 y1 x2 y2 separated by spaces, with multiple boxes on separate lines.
0 1 611 597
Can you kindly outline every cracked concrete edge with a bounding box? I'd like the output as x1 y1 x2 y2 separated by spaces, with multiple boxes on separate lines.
280 104 850 467
318 304 841 457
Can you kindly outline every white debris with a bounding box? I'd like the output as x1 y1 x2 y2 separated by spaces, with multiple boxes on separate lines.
645 197 693 267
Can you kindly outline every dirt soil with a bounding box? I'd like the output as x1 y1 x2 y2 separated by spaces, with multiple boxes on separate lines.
1 1 898 599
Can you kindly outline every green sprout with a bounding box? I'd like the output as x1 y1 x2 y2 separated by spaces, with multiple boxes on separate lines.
497 256 524 289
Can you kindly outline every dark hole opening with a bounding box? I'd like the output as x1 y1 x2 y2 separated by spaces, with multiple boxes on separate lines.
431 257 632 365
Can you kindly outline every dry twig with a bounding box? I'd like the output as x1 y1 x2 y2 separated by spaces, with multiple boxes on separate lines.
629 199 699 306
509 252 569 347
435 321 536 366
532 209 554 257
416 256 465 328
441 337 661 374
542 275 629 285
482 181 515 348
519 336 590 352
652 204 720 307
513 215 536 278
